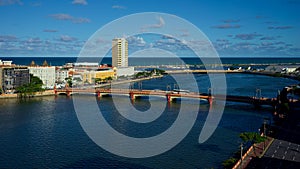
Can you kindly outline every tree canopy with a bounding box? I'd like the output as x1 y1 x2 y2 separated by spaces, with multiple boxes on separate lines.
16 74 44 97
239 132 266 144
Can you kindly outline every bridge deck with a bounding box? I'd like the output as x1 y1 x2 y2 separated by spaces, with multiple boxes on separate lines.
55 88 279 106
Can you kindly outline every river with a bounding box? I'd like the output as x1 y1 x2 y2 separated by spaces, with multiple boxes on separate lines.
0 73 298 168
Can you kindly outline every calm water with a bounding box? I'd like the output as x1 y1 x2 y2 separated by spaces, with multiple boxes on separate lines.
0 73 298 168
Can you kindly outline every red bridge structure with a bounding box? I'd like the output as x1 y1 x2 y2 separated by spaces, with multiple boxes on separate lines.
54 87 281 107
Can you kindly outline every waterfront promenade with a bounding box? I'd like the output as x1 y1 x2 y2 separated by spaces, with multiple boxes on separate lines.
245 104 300 169
0 76 163 99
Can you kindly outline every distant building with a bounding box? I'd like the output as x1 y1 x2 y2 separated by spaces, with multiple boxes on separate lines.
282 67 297 73
265 65 298 73
74 62 99 68
13 67 30 89
0 60 13 66
81 67 116 84
112 38 128 67
0 62 30 94
116 67 134 77
56 67 69 83
111 38 135 77
28 66 56 89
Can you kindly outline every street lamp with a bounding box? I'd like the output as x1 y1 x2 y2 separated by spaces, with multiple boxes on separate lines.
240 142 243 168
166 85 171 92
207 88 212 96
174 83 179 90
255 88 261 99
138 82 142 90
129 83 134 91
263 117 270 136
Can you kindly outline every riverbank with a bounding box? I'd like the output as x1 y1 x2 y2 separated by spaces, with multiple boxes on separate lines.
244 71 300 81
0 75 164 99
165 69 244 74
0 90 55 99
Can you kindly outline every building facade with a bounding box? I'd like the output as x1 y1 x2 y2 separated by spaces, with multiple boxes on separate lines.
116 67 134 77
112 38 128 67
28 66 56 89
0 66 30 94
56 68 69 83
81 68 116 84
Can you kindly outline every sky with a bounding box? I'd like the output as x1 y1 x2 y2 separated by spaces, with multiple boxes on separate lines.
0 0 299 57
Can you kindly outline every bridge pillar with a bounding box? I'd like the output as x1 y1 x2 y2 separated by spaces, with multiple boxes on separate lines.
129 92 135 101
66 90 71 97
96 91 101 98
54 85 57 95
166 94 172 102
208 96 213 105
253 98 261 109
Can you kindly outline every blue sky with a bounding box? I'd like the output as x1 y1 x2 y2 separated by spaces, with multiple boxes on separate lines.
0 0 299 57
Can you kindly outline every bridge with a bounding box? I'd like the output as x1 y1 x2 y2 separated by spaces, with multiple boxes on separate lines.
54 88 279 107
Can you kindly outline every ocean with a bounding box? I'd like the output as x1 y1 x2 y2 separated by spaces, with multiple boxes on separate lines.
1 57 300 67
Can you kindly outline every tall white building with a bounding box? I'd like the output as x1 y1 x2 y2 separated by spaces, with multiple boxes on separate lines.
55 68 69 83
28 66 56 89
112 38 128 67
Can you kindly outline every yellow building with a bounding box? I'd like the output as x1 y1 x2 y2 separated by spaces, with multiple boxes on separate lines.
82 67 116 84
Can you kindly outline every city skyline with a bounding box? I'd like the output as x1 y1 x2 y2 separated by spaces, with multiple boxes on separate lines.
0 0 299 57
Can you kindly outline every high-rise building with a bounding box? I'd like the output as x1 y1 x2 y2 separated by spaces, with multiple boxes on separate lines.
28 66 56 89
112 38 128 67
0 66 30 94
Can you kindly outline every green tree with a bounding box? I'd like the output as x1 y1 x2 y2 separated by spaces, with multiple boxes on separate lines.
65 77 73 88
222 157 237 169
239 132 266 155
106 76 113 81
16 74 44 98
94 78 102 84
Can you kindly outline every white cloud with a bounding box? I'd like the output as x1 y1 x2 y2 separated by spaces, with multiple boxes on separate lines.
50 13 73 20
59 35 77 42
143 16 165 29
72 0 87 5
0 0 22 6
112 5 126 9
127 36 146 47
49 13 90 24
43 29 58 33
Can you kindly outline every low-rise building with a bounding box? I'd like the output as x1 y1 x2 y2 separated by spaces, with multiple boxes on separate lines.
116 67 134 77
81 67 116 84
0 60 13 66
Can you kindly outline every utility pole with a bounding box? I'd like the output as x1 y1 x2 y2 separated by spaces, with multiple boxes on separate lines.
130 83 133 91
138 82 142 90
240 142 243 168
